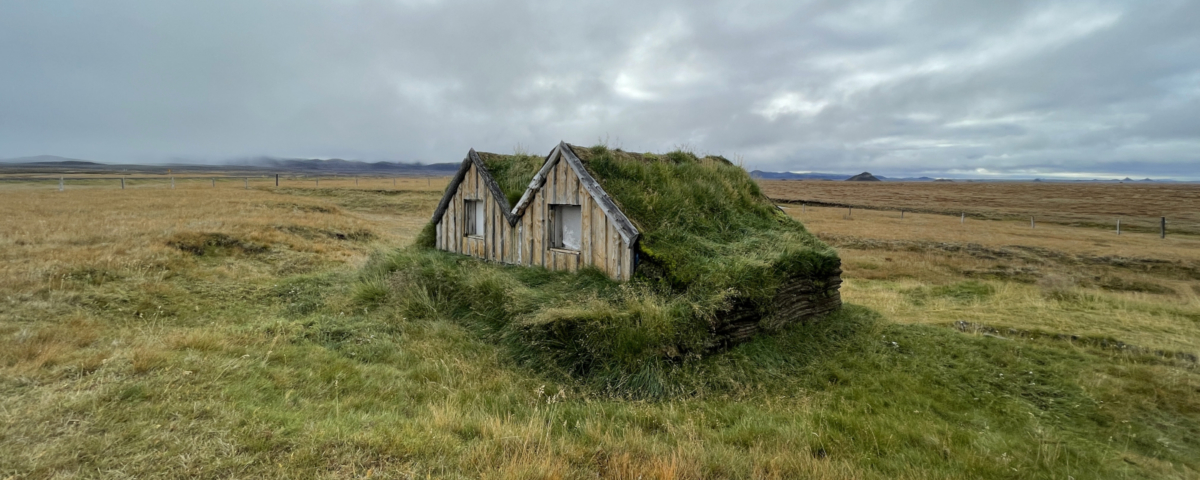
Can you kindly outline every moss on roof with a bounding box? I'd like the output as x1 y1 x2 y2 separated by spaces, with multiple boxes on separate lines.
475 151 544 207
567 144 839 306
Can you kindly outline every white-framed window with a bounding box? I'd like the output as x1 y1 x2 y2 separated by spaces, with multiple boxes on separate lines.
464 199 484 237
550 204 582 251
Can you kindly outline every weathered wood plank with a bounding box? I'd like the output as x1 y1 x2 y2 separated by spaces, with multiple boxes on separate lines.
521 206 530 265
535 190 544 266
590 201 601 269
484 194 489 260
466 164 475 198
492 194 500 261
608 219 619 278
569 167 580 205
596 212 608 275
499 202 507 263
450 186 459 253
581 193 592 268
557 161 567 204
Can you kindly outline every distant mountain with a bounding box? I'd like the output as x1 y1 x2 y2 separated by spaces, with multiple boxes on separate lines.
226 156 459 174
846 172 882 182
750 170 947 181
749 170 852 181
1 154 461 175
0 155 99 164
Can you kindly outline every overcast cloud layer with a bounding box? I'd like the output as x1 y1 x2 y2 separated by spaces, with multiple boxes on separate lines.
1 0 1197 178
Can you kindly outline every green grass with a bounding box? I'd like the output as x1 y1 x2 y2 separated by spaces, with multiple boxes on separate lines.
477 151 545 207
4 186 1200 478
572 144 839 306
8 273 1195 478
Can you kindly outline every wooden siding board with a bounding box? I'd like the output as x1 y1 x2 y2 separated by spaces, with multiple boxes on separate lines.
450 186 459 253
581 194 592 268
485 192 491 260
569 168 580 205
558 161 567 204
535 190 545 267
597 214 609 276
608 219 619 277
522 206 531 265
492 195 500 261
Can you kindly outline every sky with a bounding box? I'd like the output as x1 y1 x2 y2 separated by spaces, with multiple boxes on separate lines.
1 0 1197 178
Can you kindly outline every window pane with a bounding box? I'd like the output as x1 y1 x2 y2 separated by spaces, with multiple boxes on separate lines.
474 200 485 236
464 200 483 236
558 205 582 250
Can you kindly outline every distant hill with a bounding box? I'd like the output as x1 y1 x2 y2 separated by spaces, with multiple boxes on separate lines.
750 170 853 181
0 154 460 175
224 157 460 174
846 172 881 182
0 155 99 164
750 170 944 181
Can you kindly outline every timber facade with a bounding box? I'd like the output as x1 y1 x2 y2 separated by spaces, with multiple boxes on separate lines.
431 142 639 281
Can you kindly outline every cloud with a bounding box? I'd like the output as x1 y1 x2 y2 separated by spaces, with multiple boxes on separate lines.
0 0 1196 178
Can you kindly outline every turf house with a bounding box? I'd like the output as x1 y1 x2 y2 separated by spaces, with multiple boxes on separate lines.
423 142 843 346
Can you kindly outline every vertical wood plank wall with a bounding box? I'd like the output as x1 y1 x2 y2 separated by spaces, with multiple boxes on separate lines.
435 158 634 280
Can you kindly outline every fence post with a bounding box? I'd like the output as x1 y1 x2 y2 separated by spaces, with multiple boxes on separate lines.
244 178 248 190
171 177 175 189
1031 216 1035 229
1161 217 1166 239
355 176 358 186
961 212 965 224
59 177 64 191
315 178 319 187
276 174 279 187
848 206 852 217
1116 219 1121 235
121 178 125 190
900 209 903 219
212 178 215 187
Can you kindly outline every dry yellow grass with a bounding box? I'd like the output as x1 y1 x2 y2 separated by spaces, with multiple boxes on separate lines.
762 180 1200 234
1 175 1198 478
783 204 1200 353
0 180 445 377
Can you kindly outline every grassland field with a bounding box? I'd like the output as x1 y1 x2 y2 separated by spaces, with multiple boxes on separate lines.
2 177 1198 479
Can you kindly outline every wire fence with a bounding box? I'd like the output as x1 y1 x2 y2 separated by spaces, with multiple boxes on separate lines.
0 174 450 191
778 199 1196 239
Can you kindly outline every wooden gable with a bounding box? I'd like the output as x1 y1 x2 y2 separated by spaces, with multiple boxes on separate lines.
430 143 640 281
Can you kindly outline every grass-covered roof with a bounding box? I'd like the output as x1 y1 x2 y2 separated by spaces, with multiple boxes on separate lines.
474 151 544 208
565 144 838 304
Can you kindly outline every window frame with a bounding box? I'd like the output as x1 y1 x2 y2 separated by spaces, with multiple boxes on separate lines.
549 203 583 251
463 199 484 238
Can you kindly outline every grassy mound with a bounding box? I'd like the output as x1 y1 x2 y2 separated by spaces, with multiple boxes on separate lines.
382 145 841 396
571 144 840 307
362 248 703 396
